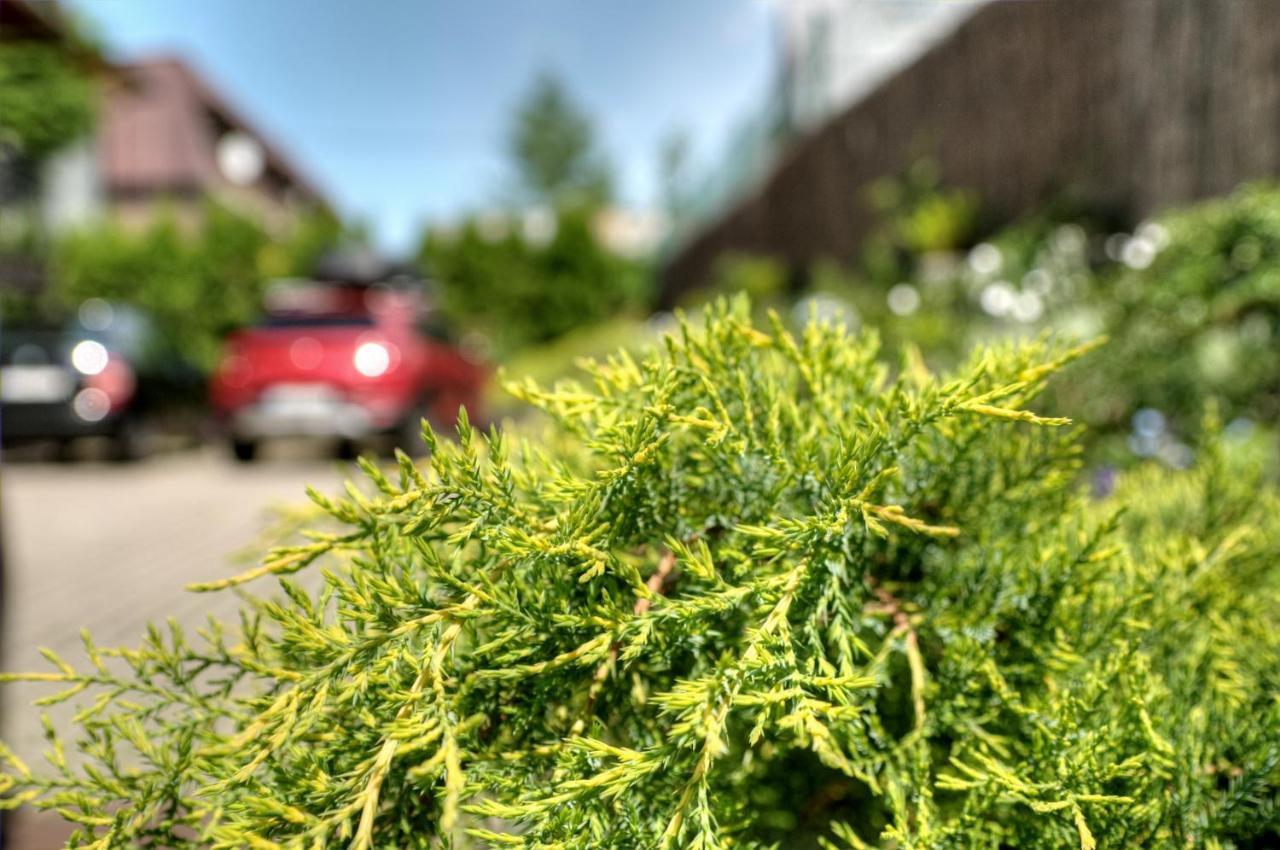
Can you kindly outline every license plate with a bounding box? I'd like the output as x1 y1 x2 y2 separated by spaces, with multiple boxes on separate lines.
258 384 344 420
261 383 339 404
1 365 75 403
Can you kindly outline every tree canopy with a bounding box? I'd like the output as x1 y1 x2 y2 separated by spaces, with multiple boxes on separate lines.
507 71 612 210
0 42 96 162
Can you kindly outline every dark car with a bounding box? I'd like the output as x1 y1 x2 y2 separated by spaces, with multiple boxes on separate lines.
1 301 202 460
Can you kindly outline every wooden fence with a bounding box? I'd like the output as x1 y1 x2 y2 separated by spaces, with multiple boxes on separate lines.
660 0 1280 304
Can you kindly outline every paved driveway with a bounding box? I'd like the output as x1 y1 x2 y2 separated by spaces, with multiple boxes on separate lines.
1 446 350 847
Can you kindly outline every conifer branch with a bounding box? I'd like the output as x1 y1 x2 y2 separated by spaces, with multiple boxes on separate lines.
1 299 1277 849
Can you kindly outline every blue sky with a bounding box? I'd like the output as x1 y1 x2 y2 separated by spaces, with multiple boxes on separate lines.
66 0 778 253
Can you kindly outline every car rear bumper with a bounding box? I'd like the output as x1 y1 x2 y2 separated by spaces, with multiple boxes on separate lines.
1 401 122 441
227 384 402 440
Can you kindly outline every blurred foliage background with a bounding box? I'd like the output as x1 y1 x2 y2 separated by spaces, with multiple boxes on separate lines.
417 71 652 389
0 41 95 162
418 207 647 356
638 175 1280 474
5 204 343 370
5 22 1279 479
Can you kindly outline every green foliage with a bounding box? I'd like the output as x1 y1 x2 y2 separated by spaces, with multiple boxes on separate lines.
4 301 1277 848
47 203 343 369
861 161 979 283
508 71 612 210
257 207 346 283
419 69 633 355
1050 184 1280 442
0 42 95 161
487 312 655 416
889 181 1280 461
741 180 1280 464
420 207 646 353
703 254 789 304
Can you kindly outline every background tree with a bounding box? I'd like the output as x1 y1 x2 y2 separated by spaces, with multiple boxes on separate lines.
419 207 644 353
0 42 95 164
507 70 612 210
418 70 643 354
49 202 344 369
0 37 97 255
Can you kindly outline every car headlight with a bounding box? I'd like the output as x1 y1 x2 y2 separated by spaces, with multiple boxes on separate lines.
70 339 109 376
353 341 391 377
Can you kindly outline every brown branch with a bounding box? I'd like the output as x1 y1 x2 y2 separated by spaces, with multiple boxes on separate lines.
867 580 927 731
581 549 678 724
633 548 678 616
869 584 912 632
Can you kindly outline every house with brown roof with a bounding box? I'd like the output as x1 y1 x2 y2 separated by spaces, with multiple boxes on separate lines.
1 0 328 239
99 56 330 232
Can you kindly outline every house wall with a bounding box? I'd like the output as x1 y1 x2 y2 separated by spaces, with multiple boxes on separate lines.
40 137 104 234
107 194 204 233
660 0 1280 305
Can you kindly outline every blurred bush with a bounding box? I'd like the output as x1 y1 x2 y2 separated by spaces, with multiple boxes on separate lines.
692 180 1280 469
1051 185 1280 449
859 160 980 287
43 202 343 370
0 41 95 162
419 206 648 355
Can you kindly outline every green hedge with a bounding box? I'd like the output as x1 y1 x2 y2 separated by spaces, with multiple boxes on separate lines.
419 207 647 355
47 202 342 370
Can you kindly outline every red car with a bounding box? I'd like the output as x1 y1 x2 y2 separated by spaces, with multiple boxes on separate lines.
210 280 485 461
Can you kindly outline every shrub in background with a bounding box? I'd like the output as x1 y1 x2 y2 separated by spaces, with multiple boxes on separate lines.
1048 184 1280 447
419 206 646 354
862 182 1280 464
0 42 96 162
3 300 1276 848
860 160 980 286
47 202 342 370
727 181 1280 467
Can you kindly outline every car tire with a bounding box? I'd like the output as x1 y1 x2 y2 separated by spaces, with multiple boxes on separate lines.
231 438 258 463
395 399 434 458
335 437 359 461
110 418 146 463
